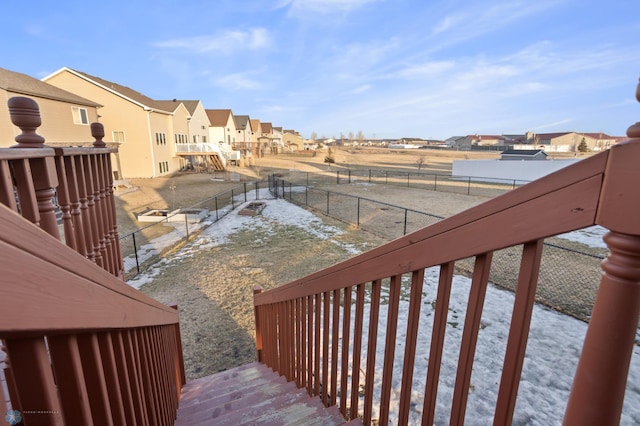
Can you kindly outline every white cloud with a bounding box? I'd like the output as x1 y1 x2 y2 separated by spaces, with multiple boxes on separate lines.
213 73 264 90
153 28 271 54
278 0 381 15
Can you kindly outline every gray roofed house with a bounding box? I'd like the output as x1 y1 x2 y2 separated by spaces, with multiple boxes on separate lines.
500 149 548 161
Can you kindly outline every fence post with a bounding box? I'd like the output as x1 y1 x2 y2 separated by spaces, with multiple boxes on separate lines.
132 232 140 274
467 176 471 195
215 197 219 221
244 182 248 202
357 198 361 227
385 171 388 185
434 174 438 191
255 181 259 200
184 214 189 241
513 179 516 190
348 170 352 183
403 209 408 235
231 189 235 209
307 172 309 187
326 191 330 215
407 172 410 187
369 169 371 183
336 170 340 184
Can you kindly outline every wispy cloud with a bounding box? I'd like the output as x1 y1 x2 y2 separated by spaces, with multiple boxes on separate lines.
153 28 271 54
213 72 264 90
429 1 561 51
277 0 381 15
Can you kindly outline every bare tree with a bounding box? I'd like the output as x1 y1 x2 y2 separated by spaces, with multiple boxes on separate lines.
310 131 318 141
357 130 365 145
416 155 426 172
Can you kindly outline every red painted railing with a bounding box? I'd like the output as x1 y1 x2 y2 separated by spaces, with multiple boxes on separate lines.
0 97 185 424
0 97 123 278
254 80 640 424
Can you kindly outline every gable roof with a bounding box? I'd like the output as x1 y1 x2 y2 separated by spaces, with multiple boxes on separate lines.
45 67 172 114
260 122 273 133
155 100 188 114
502 149 547 156
206 109 233 127
250 119 260 132
1 67 101 107
234 115 251 130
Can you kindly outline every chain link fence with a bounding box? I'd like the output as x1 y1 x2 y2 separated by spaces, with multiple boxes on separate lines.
270 175 606 323
119 181 269 280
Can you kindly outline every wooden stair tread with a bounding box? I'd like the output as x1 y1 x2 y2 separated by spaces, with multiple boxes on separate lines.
176 363 350 425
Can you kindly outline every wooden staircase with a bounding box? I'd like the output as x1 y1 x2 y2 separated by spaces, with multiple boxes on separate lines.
175 363 361 425
208 153 225 170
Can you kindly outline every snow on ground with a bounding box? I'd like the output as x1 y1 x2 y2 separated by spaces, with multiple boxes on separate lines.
127 193 639 424
556 225 608 249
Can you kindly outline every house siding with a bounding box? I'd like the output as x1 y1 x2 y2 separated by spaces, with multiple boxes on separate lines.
44 70 175 178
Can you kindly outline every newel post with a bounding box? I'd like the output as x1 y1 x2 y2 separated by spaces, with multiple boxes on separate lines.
8 97 60 238
564 78 640 425
253 286 263 362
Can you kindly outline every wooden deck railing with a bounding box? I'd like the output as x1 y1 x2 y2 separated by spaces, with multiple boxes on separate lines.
0 97 185 424
0 97 123 279
254 81 640 424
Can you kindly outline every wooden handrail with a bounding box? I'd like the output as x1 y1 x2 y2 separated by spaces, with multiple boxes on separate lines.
254 80 640 424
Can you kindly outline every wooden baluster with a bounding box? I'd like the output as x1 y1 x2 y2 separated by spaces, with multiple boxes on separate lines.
253 288 264 362
322 291 330 407
105 155 124 276
64 155 87 257
307 296 314 396
339 287 352 415
8 97 60 238
350 283 366 420
47 335 93 425
379 275 402 425
330 288 340 407
80 155 103 266
0 160 18 212
89 154 108 268
5 337 63 425
364 279 382 425
53 150 76 250
76 333 113 425
74 155 97 263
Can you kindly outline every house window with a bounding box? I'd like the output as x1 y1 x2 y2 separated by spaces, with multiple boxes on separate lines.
113 131 125 143
203 136 207 143
159 161 169 174
72 107 89 125
156 132 167 146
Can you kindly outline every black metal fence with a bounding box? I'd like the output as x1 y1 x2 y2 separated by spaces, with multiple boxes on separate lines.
119 181 267 279
269 175 606 323
273 169 531 198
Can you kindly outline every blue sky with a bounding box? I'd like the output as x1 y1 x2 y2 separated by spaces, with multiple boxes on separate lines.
2 0 638 139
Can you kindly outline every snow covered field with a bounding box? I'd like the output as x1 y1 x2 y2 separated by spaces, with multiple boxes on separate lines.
128 194 639 424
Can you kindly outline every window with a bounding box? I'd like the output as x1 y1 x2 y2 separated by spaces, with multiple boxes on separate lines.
159 161 169 174
156 132 167 146
203 136 207 143
113 131 125 143
72 107 89 125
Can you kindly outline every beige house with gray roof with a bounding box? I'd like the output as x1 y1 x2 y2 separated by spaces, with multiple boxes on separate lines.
1 67 101 147
43 67 180 178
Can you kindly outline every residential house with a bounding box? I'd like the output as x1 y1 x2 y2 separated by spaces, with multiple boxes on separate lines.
259 122 274 154
500 149 548 161
283 130 304 151
530 132 618 152
43 67 177 178
1 67 101 147
155 100 192 170
234 115 256 157
445 136 468 149
272 126 283 151
205 109 241 166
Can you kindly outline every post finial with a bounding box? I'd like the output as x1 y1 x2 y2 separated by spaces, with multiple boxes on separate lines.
8 97 46 148
91 122 106 147
626 77 640 138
